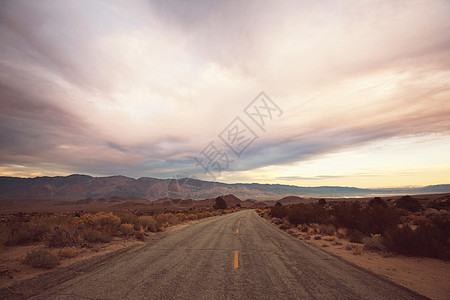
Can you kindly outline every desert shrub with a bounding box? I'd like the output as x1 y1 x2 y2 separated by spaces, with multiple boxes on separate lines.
318 224 335 235
351 245 363 255
333 202 399 235
175 213 186 222
363 235 386 251
213 197 227 209
120 223 134 236
369 197 387 208
94 212 121 235
138 216 158 232
79 212 121 235
323 236 335 242
117 212 139 227
333 202 363 231
6 222 49 246
47 226 80 248
270 205 290 219
359 205 400 234
134 225 145 241
288 204 329 225
336 227 347 238
83 229 111 243
396 195 422 212
347 229 364 243
185 214 198 221
0 223 10 246
307 226 316 234
345 243 363 255
318 199 327 206
156 213 177 227
24 249 59 269
58 247 78 258
383 218 450 260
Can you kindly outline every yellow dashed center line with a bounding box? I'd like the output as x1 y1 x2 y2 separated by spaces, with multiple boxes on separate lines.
236 228 239 234
234 250 239 269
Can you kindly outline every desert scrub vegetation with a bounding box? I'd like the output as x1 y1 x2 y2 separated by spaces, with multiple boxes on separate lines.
267 197 450 260
0 208 233 253
24 248 59 269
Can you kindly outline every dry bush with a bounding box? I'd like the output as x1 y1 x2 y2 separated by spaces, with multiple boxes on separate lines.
307 227 316 234
323 236 336 242
156 213 176 228
58 247 78 259
347 229 364 243
345 244 363 255
336 227 347 238
318 224 335 235
352 246 363 255
79 212 121 236
6 221 50 246
134 225 145 241
24 249 59 269
0 223 9 247
138 216 158 232
116 212 139 227
47 225 80 248
363 235 386 251
175 213 186 222
82 229 111 243
120 223 134 236
94 212 121 235
185 214 198 221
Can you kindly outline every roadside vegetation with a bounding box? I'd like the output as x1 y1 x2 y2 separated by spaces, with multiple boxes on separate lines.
259 195 450 260
0 208 236 269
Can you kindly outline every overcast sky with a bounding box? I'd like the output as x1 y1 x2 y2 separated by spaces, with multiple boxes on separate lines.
0 0 449 188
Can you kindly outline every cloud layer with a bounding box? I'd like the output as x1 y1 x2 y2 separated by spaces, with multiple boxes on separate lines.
0 0 449 186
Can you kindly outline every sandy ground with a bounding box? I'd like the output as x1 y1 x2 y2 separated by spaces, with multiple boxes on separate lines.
284 227 450 300
0 217 216 290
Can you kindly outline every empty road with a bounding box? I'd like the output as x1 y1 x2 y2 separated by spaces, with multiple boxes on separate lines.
30 210 424 299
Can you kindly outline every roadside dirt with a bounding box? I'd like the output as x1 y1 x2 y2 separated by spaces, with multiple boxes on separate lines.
285 227 450 300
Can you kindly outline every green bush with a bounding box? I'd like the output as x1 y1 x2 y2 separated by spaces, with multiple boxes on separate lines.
24 249 59 269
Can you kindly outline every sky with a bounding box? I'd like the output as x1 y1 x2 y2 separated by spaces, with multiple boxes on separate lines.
0 0 449 188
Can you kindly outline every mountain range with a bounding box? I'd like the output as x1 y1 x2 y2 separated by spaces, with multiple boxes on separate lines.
0 174 449 201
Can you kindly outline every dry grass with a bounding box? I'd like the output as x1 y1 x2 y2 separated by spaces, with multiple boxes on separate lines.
323 235 336 242
336 227 347 238
345 244 363 255
57 247 79 259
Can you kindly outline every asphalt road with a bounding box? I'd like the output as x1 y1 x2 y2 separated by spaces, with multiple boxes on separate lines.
31 210 426 299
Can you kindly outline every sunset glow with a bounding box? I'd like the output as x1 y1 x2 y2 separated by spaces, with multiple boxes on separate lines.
0 0 449 188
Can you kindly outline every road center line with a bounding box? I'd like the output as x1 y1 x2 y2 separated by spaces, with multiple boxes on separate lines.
236 228 239 234
234 250 239 269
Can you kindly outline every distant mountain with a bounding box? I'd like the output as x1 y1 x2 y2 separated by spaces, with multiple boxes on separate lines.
0 174 449 201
